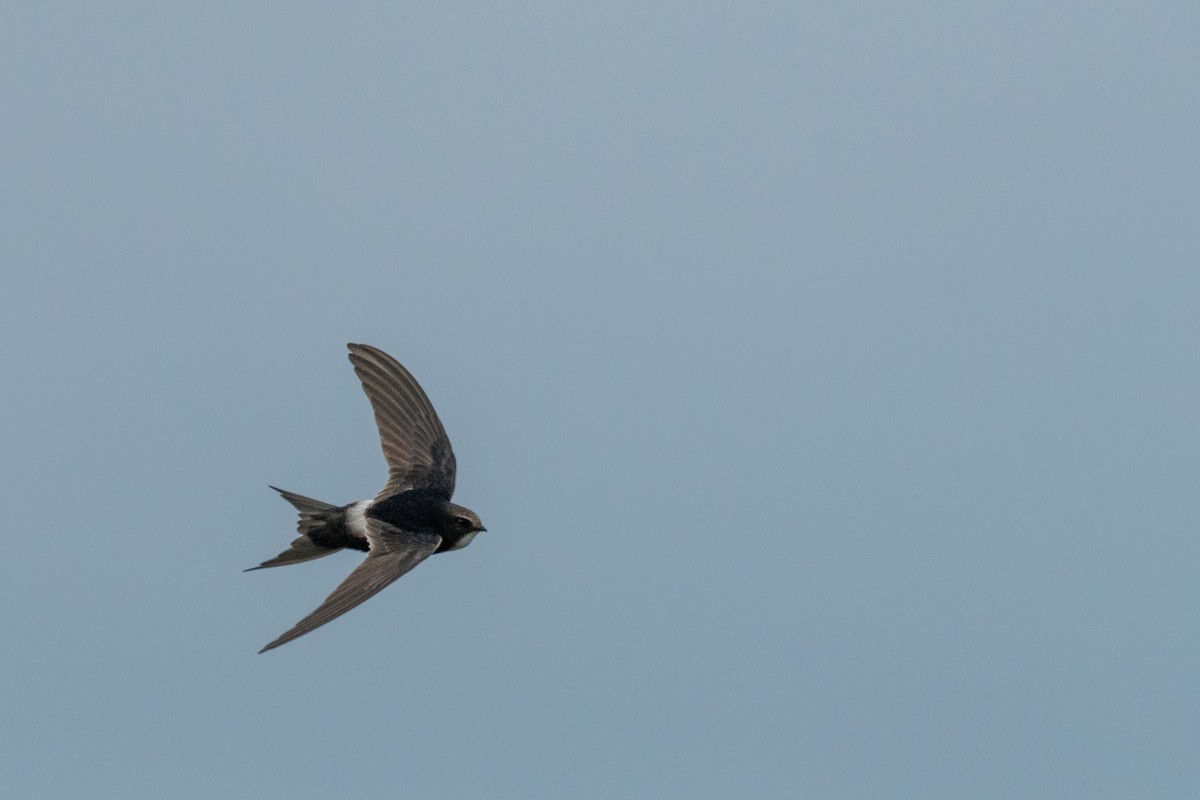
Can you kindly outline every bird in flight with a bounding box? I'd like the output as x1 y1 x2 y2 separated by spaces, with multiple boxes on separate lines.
248 343 486 653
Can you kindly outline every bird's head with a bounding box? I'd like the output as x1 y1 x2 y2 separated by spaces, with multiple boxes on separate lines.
444 503 487 536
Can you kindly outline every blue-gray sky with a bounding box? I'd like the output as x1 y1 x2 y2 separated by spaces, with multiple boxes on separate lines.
2 3 1198 798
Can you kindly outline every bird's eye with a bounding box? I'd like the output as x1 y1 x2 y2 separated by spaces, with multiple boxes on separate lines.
457 517 473 529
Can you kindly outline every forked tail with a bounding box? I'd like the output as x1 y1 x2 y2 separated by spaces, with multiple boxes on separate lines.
245 487 342 571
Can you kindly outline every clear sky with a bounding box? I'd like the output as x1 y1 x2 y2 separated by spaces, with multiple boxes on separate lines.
2 3 1198 798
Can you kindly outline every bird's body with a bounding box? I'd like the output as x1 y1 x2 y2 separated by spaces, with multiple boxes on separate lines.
249 343 486 653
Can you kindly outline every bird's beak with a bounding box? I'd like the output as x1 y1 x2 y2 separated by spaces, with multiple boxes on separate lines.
479 526 488 533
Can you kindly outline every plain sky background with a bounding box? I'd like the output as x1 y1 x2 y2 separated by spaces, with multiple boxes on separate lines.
2 2 1198 798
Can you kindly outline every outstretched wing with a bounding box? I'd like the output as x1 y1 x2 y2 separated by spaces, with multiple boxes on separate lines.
258 520 441 653
347 343 456 501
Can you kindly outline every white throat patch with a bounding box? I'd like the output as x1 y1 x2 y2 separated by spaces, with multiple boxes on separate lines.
448 530 478 550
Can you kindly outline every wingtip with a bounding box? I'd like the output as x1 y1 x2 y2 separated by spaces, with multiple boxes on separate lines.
258 634 291 654
258 633 289 653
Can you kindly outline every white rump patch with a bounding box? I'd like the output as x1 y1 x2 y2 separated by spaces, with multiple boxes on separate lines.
346 500 372 542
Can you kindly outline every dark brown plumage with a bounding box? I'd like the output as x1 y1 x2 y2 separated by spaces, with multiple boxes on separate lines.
249 344 486 653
